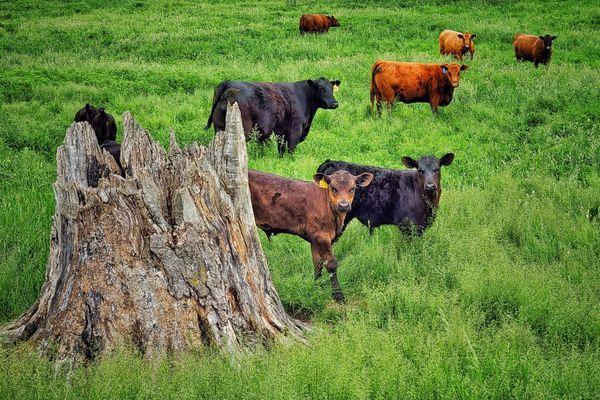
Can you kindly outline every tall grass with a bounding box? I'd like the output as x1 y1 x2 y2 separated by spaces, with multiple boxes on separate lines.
0 0 598 398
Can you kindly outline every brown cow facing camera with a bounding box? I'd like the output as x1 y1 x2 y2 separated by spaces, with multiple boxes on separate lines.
249 169 373 302
370 61 468 114
299 14 340 34
514 33 557 67
439 30 477 60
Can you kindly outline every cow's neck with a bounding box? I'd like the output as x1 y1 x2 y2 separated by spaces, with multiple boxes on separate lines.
299 82 320 124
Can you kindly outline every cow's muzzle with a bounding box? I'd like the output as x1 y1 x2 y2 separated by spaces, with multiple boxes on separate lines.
336 202 351 212
425 184 437 194
329 101 339 109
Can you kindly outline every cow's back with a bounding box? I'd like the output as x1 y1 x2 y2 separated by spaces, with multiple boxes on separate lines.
514 33 539 59
248 170 325 237
300 14 329 33
439 29 461 56
372 61 435 103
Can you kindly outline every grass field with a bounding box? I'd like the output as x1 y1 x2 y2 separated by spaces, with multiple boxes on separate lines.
1 0 599 398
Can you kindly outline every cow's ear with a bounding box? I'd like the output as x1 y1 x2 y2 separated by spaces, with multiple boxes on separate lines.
307 80 315 87
551 35 557 40
457 33 464 39
313 173 330 185
355 173 374 188
539 36 545 40
98 107 105 113
440 153 455 166
460 64 468 71
331 80 341 87
471 34 477 39
402 156 418 169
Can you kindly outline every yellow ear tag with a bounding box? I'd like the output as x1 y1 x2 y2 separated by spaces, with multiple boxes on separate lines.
319 179 329 189
333 85 339 92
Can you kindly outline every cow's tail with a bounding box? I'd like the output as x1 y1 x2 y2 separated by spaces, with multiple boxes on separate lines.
370 61 383 114
204 81 230 130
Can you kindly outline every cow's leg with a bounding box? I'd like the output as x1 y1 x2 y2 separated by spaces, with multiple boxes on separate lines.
534 60 539 68
311 238 344 302
430 94 440 113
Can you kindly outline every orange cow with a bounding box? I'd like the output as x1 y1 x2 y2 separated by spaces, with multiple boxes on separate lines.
439 30 476 60
370 61 468 114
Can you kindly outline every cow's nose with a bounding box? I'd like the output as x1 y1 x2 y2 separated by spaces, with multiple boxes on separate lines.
425 184 436 192
337 201 351 211
331 101 339 109
465 45 470 49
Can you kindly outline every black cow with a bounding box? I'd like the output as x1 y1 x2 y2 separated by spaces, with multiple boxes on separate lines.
74 103 99 124
204 78 341 155
91 108 117 144
317 153 454 234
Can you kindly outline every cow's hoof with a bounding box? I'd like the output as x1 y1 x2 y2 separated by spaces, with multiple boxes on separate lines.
332 291 345 303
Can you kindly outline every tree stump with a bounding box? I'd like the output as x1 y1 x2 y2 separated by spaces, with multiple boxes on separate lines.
0 103 304 363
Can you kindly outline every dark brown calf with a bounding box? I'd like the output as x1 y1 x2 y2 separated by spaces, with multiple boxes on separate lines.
299 14 340 34
249 169 373 302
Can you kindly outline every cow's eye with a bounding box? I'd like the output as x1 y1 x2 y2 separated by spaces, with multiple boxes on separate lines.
331 187 338 193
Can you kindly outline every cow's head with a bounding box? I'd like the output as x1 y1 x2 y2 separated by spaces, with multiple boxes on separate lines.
78 103 97 122
457 32 476 53
328 15 340 27
441 63 467 88
307 78 341 109
402 153 454 204
313 170 373 213
538 35 557 51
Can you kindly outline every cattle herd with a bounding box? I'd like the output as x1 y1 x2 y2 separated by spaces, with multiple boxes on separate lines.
73 13 557 302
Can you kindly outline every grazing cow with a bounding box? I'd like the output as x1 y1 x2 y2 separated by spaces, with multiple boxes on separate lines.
100 140 123 175
439 30 477 60
205 78 341 154
370 61 468 114
299 14 340 34
74 103 99 124
249 169 373 302
317 153 454 235
514 34 557 67
91 108 117 144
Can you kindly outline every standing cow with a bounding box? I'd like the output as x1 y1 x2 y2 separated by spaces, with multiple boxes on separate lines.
317 153 454 235
205 78 341 154
74 104 117 145
249 169 373 302
370 61 468 114
514 34 557 67
439 30 477 60
299 14 340 34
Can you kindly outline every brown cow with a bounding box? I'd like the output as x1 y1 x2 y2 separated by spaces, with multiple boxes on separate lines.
439 30 476 60
249 169 373 302
370 61 468 114
299 14 340 34
514 33 557 67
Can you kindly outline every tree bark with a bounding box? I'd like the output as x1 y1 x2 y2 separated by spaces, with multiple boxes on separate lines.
0 103 304 364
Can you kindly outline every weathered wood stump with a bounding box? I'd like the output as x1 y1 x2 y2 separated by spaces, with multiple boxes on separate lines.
0 103 304 363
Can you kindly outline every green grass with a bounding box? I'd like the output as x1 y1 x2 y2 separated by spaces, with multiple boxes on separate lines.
1 0 599 398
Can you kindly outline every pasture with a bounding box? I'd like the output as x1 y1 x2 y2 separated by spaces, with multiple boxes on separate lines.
0 0 599 398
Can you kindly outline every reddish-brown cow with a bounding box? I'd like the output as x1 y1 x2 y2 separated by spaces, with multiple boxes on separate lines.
439 29 477 60
299 14 340 34
370 61 468 114
249 169 373 302
514 33 557 67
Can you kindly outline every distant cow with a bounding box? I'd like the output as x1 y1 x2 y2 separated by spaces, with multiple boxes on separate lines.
514 34 557 67
317 153 454 235
299 14 340 34
74 103 99 124
249 169 373 302
91 108 117 144
370 61 468 114
205 78 341 154
439 30 476 60
74 104 117 145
